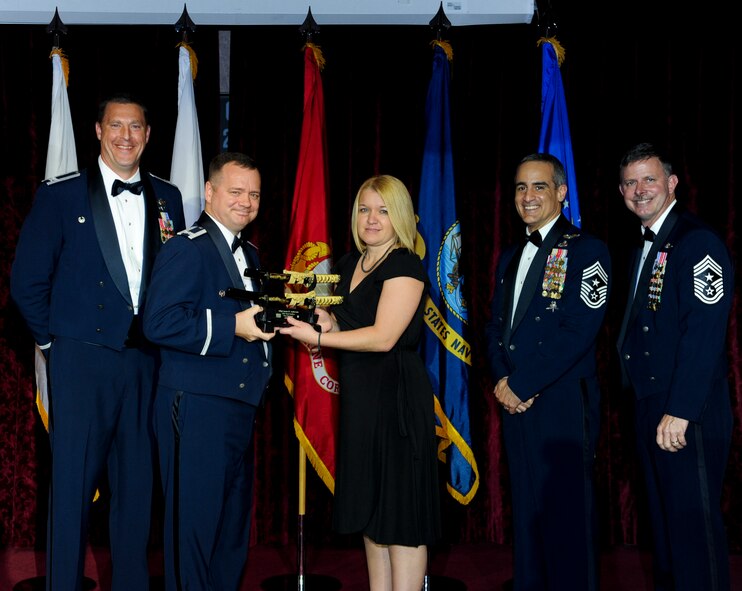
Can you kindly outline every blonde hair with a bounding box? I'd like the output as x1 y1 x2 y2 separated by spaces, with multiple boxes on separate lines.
350 175 417 254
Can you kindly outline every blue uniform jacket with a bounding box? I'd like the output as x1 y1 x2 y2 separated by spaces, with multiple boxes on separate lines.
10 167 185 350
617 207 734 422
143 213 272 405
486 215 611 400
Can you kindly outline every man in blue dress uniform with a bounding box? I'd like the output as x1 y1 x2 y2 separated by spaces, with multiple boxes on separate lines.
143 152 275 591
11 93 185 590
617 142 733 591
485 153 610 591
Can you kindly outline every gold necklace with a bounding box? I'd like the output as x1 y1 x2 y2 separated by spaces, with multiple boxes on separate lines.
361 242 396 273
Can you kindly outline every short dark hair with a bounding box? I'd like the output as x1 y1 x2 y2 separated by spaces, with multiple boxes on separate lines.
208 152 258 181
97 93 149 125
518 153 567 187
619 142 673 177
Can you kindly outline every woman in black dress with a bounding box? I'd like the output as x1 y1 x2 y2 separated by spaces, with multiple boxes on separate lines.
280 175 441 590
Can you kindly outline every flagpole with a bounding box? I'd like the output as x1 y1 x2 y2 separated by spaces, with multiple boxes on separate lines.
424 14 449 591
297 445 307 589
536 4 580 228
418 5 474 590
13 10 97 591
171 6 205 227
261 10 340 590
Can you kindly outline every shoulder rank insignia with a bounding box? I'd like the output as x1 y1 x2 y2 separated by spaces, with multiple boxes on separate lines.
693 255 724 304
147 172 178 187
179 225 207 240
43 170 80 185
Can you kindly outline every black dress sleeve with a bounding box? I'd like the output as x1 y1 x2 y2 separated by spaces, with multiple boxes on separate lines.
377 249 427 284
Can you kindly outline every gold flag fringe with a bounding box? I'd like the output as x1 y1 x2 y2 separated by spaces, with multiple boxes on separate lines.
49 47 70 87
303 42 326 71
537 36 566 67
176 41 198 80
431 39 454 62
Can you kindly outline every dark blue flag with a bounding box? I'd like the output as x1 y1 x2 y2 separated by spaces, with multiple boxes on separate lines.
538 38 581 227
417 41 479 505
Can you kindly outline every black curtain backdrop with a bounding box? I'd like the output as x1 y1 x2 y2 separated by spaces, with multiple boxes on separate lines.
1 2 740 558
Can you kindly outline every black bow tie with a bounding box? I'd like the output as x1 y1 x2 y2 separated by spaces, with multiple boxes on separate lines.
525 231 542 247
231 234 249 253
643 227 655 242
111 179 144 196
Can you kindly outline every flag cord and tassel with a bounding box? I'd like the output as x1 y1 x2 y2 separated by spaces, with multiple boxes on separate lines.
303 41 325 71
176 41 198 79
537 36 565 66
49 47 70 85
430 39 453 61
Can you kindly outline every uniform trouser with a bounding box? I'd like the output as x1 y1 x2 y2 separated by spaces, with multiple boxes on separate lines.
502 381 600 591
155 387 257 591
47 337 156 591
635 389 732 591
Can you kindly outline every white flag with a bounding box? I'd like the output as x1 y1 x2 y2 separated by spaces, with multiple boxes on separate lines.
170 44 204 227
37 49 78 429
46 50 78 179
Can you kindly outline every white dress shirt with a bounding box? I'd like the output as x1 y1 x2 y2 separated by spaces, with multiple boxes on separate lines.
99 157 145 314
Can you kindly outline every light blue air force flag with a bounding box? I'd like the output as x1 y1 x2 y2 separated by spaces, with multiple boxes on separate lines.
417 42 479 505
538 39 581 227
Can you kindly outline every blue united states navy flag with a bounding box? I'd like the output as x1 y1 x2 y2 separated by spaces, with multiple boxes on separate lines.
538 38 581 228
417 41 479 505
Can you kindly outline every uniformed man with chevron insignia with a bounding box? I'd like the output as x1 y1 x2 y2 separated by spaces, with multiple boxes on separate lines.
617 142 734 591
485 153 611 590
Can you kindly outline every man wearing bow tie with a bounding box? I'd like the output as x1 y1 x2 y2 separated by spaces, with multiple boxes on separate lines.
617 143 733 591
143 152 275 591
485 153 610 590
10 93 185 590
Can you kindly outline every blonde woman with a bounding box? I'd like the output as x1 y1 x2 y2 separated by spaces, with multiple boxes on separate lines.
280 175 441 591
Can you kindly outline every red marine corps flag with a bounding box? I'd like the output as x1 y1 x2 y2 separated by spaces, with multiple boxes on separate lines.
283 42 339 492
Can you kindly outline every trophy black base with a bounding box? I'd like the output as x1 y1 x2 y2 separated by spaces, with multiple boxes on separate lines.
12 576 97 590
260 573 342 590
424 574 467 590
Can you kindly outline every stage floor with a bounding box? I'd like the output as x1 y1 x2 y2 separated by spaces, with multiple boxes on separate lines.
3 542 741 590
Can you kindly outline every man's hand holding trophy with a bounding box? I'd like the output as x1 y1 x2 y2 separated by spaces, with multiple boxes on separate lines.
220 269 342 332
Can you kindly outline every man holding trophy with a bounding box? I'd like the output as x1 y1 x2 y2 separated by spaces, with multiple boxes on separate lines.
143 152 275 591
